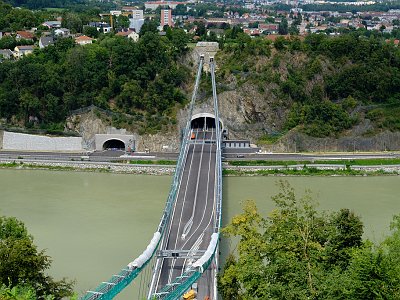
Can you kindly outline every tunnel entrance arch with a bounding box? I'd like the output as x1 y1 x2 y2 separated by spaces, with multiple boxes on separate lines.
190 113 223 131
102 139 126 150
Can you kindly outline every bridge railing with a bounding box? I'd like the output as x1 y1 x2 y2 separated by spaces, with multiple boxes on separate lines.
152 59 223 300
153 233 219 300
80 57 205 300
156 56 204 235
211 60 223 233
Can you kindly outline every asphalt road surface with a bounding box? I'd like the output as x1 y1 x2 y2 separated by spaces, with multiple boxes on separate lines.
153 129 217 299
1 149 399 163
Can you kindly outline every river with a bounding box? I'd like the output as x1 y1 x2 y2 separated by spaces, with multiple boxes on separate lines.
0 169 399 299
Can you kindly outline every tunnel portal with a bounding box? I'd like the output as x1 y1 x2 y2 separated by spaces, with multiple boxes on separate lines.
190 113 223 131
102 139 126 150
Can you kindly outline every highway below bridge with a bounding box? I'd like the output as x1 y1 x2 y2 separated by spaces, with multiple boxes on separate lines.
1 149 399 163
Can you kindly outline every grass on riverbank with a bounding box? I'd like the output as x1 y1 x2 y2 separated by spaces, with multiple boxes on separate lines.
129 160 176 165
0 161 111 172
228 157 400 167
223 167 396 176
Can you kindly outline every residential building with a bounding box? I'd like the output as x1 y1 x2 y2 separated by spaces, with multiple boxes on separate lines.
0 49 13 60
75 35 93 45
145 1 187 10
14 45 34 59
16 31 34 41
54 28 71 37
205 18 232 26
42 21 62 29
258 23 279 34
161 9 173 28
243 28 261 36
116 29 139 41
131 9 144 19
88 22 112 33
122 6 137 11
39 36 55 48
129 19 144 33
129 9 144 32
207 28 225 38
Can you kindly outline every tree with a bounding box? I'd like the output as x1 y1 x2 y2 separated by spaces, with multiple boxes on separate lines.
195 21 206 37
218 181 368 299
4 8 37 31
219 180 400 299
169 28 189 56
0 215 74 299
173 4 186 15
217 254 241 300
61 12 83 33
139 18 158 36
278 18 288 35
0 36 17 50
83 26 99 38
116 15 129 29
289 24 299 35
325 208 364 269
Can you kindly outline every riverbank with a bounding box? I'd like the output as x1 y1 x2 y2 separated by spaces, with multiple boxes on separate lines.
1 158 400 176
0 159 175 175
223 165 400 176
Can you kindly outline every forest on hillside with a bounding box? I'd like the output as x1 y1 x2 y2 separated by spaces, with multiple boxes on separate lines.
217 31 400 138
1 1 400 139
0 27 190 134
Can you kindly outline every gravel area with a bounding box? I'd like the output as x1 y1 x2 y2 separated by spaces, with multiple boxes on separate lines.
1 159 400 175
0 159 176 175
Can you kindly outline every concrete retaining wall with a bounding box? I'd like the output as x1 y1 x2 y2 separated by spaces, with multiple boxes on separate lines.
0 130 3 149
3 131 83 151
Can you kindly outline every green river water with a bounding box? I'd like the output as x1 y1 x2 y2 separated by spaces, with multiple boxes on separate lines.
0 169 399 299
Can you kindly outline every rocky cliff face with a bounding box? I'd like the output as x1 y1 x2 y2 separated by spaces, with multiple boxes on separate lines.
66 110 108 149
213 77 400 152
217 78 286 141
66 107 181 152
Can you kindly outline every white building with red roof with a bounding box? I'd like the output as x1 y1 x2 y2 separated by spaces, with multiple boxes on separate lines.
75 35 93 45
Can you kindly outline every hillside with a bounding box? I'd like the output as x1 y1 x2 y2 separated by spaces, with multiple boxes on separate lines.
213 33 400 151
0 30 191 135
1 26 400 151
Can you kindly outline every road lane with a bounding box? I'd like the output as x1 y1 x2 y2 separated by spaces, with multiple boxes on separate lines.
154 130 217 298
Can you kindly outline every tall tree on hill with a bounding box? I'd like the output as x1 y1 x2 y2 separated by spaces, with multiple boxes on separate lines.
278 18 288 35
140 18 158 36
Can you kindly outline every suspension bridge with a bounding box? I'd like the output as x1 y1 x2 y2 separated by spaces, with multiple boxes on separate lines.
81 55 223 300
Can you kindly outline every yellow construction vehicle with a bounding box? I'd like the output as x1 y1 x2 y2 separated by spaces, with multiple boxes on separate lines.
183 289 196 300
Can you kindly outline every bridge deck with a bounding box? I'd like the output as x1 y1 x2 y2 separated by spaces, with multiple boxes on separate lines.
154 129 217 299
